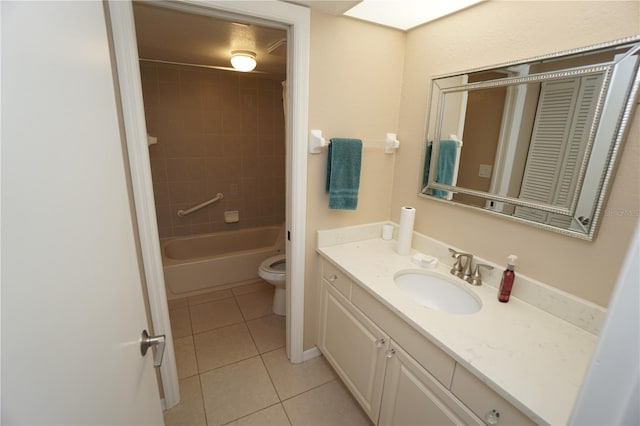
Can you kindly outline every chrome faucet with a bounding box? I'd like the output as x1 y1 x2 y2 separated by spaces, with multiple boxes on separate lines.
448 248 494 286
448 248 473 280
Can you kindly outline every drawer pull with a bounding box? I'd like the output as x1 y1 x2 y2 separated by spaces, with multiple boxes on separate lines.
328 274 338 282
385 348 396 358
375 338 386 348
485 409 500 425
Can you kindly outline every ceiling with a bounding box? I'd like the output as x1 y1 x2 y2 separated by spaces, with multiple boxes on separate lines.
132 2 288 78
132 1 482 78
286 1 361 15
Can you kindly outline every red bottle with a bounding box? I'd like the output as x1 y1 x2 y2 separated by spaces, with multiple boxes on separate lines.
498 255 518 303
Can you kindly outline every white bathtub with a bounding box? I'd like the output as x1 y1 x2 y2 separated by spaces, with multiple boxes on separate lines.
161 225 284 299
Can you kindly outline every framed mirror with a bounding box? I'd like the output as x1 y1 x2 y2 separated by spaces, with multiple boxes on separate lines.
419 36 640 240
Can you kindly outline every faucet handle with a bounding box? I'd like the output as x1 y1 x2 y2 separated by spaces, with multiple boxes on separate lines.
468 263 494 286
448 248 464 276
448 248 463 258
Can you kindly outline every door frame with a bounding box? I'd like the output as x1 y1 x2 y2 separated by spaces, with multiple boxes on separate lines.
106 0 310 409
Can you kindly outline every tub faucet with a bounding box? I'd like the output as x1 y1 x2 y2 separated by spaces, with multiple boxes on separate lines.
448 248 473 280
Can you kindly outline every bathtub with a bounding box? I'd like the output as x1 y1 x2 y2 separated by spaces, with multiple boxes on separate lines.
161 225 284 299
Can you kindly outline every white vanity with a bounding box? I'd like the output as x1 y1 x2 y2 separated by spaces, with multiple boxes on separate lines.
316 223 604 425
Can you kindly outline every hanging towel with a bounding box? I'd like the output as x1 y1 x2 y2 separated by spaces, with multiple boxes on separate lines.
433 139 458 199
325 138 362 210
422 141 433 190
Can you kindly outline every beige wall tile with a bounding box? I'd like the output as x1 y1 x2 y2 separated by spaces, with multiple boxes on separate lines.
143 62 285 239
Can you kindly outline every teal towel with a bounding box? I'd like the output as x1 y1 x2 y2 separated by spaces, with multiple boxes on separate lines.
433 140 458 199
422 141 433 190
325 138 362 210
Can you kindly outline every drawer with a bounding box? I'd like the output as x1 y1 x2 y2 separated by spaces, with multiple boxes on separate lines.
321 260 352 298
451 364 536 426
350 283 455 387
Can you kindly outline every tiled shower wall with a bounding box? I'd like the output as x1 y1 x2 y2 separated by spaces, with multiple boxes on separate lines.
139 62 285 238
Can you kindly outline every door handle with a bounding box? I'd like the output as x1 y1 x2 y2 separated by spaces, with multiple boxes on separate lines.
141 330 165 368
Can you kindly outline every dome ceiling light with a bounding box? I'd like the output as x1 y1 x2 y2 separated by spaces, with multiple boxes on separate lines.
230 50 257 72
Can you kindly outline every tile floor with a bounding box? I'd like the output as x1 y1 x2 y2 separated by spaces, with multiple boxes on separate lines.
165 280 371 426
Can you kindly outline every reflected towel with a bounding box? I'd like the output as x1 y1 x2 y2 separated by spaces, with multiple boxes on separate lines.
422 141 433 190
433 140 458 199
325 138 362 210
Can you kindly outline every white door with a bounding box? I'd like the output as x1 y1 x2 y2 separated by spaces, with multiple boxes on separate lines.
1 2 164 424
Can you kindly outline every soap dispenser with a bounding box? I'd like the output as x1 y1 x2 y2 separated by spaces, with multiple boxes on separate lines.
498 255 518 303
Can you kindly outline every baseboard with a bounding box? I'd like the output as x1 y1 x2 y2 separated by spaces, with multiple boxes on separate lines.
302 346 321 362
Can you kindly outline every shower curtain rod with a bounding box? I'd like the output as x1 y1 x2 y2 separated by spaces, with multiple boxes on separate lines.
138 57 269 74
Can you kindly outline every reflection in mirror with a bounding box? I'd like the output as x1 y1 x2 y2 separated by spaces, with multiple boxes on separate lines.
420 36 640 240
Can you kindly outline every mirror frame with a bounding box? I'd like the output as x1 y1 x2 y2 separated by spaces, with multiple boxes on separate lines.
419 36 640 240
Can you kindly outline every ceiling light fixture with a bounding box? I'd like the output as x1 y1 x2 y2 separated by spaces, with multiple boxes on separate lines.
230 50 257 72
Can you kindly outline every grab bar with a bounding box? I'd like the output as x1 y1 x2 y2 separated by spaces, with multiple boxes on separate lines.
177 193 224 217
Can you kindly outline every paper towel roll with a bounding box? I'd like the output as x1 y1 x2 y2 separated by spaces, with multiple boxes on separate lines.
396 206 415 255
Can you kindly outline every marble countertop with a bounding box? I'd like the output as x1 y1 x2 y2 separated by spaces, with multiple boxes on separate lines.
318 237 598 425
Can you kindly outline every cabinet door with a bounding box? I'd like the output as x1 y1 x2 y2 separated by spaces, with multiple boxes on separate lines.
379 343 483 426
318 281 389 424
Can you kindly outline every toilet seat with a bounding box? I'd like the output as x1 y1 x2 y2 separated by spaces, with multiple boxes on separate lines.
260 254 286 274
258 254 286 316
258 255 286 288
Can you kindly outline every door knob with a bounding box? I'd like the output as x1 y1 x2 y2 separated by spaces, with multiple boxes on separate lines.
141 330 165 368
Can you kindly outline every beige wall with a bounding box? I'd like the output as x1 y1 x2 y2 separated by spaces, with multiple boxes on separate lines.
141 62 285 238
393 1 640 308
304 12 405 348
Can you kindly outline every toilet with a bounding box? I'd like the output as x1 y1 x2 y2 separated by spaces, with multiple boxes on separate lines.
258 254 286 316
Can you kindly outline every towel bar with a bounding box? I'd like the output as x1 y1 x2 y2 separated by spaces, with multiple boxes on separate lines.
309 129 400 154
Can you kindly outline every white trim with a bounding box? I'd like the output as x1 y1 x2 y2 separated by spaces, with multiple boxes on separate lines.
569 222 640 425
302 346 322 362
107 4 309 412
106 1 180 409
170 0 310 365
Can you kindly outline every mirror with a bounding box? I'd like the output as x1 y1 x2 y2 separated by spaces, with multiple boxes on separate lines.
420 36 640 240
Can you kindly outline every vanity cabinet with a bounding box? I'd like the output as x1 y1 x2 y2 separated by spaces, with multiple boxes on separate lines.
319 259 535 426
379 342 482 425
318 273 389 424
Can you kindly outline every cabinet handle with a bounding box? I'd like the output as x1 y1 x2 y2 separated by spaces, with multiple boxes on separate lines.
485 409 500 425
375 338 386 348
328 274 338 282
385 348 396 358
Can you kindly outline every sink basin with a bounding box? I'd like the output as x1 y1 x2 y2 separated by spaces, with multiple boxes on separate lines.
394 271 481 315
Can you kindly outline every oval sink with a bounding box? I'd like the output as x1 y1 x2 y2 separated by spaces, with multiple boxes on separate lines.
394 271 481 315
